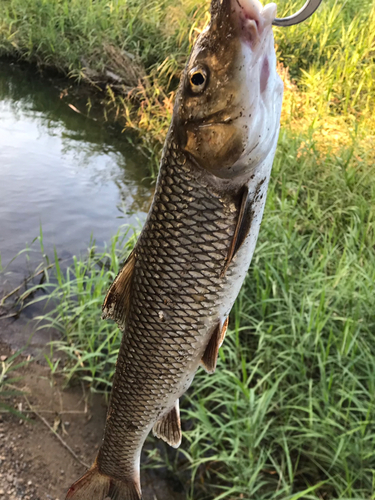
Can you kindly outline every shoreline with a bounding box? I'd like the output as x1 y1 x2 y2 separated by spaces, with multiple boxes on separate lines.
1 0 375 497
0 340 186 500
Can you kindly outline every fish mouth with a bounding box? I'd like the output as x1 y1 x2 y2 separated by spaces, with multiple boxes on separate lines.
231 0 277 45
211 0 277 37
194 108 239 128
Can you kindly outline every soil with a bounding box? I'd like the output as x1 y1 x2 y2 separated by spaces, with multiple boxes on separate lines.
0 341 186 500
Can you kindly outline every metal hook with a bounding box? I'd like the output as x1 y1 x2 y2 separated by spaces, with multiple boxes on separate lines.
272 0 323 26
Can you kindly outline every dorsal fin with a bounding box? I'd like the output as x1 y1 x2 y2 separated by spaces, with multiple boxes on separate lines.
102 249 136 330
201 317 229 373
153 400 182 448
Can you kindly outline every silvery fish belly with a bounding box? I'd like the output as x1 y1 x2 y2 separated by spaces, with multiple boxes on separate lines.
66 0 283 499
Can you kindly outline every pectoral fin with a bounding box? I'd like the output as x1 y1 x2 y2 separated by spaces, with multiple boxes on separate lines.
153 400 182 448
102 249 136 330
221 186 253 277
201 317 229 373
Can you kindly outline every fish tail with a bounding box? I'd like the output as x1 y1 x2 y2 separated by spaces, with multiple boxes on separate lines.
65 463 110 500
109 477 142 500
66 463 142 500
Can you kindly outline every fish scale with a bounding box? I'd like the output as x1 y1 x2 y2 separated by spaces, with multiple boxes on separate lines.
97 143 238 480
66 0 284 497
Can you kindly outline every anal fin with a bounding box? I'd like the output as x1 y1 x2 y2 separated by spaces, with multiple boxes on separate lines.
102 249 136 330
201 317 229 374
153 400 182 448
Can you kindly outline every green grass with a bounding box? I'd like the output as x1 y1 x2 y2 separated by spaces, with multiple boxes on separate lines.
276 0 375 115
1 0 374 157
1 0 375 498
18 129 375 499
21 228 139 391
180 131 375 499
0 350 28 418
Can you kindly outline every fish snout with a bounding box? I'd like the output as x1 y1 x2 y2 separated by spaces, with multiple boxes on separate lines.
232 0 277 45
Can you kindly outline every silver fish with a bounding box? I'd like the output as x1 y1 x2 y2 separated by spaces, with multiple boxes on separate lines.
67 0 283 498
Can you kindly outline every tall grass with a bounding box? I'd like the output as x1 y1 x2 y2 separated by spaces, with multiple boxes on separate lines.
181 131 375 499
0 0 208 90
0 350 28 418
1 0 375 498
276 0 375 129
1 0 374 158
19 129 375 499
22 228 138 391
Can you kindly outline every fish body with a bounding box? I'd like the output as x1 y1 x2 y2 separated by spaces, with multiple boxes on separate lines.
67 1 283 499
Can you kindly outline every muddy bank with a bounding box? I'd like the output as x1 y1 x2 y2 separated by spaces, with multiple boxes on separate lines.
0 342 186 500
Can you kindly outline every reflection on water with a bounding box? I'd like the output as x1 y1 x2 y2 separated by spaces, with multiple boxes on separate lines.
0 61 153 289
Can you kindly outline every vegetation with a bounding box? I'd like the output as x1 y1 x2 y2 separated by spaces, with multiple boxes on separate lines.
20 130 375 499
25 229 138 390
1 0 375 498
1 0 374 157
0 350 28 418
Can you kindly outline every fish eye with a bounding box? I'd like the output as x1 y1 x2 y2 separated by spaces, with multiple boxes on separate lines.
189 66 208 93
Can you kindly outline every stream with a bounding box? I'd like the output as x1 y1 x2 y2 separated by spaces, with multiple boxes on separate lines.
0 61 154 348
0 61 188 500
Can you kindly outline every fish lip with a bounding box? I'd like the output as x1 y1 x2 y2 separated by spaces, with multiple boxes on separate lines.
232 0 276 43
186 107 239 127
234 0 262 25
233 0 277 26
197 118 236 127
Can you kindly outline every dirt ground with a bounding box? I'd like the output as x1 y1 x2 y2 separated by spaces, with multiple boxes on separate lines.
0 341 186 500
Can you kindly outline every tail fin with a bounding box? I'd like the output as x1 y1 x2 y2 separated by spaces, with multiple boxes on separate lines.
109 478 142 500
66 463 142 500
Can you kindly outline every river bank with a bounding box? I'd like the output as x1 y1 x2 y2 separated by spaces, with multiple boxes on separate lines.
2 124 374 499
1 0 374 165
0 341 186 500
1 0 375 498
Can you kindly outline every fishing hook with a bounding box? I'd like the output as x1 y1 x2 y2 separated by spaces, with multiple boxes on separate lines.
272 0 323 26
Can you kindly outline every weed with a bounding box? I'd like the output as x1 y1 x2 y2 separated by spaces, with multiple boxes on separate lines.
23 227 138 391
1 0 374 498
0 350 28 419
1 0 374 167
20 129 375 499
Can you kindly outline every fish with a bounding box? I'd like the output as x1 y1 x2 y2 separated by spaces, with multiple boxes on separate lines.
66 0 283 498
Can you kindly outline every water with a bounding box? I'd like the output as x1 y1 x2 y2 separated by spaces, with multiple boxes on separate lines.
0 61 154 348
0 63 188 500
0 61 153 290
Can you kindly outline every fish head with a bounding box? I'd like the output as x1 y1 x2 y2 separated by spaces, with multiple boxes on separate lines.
173 0 283 180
